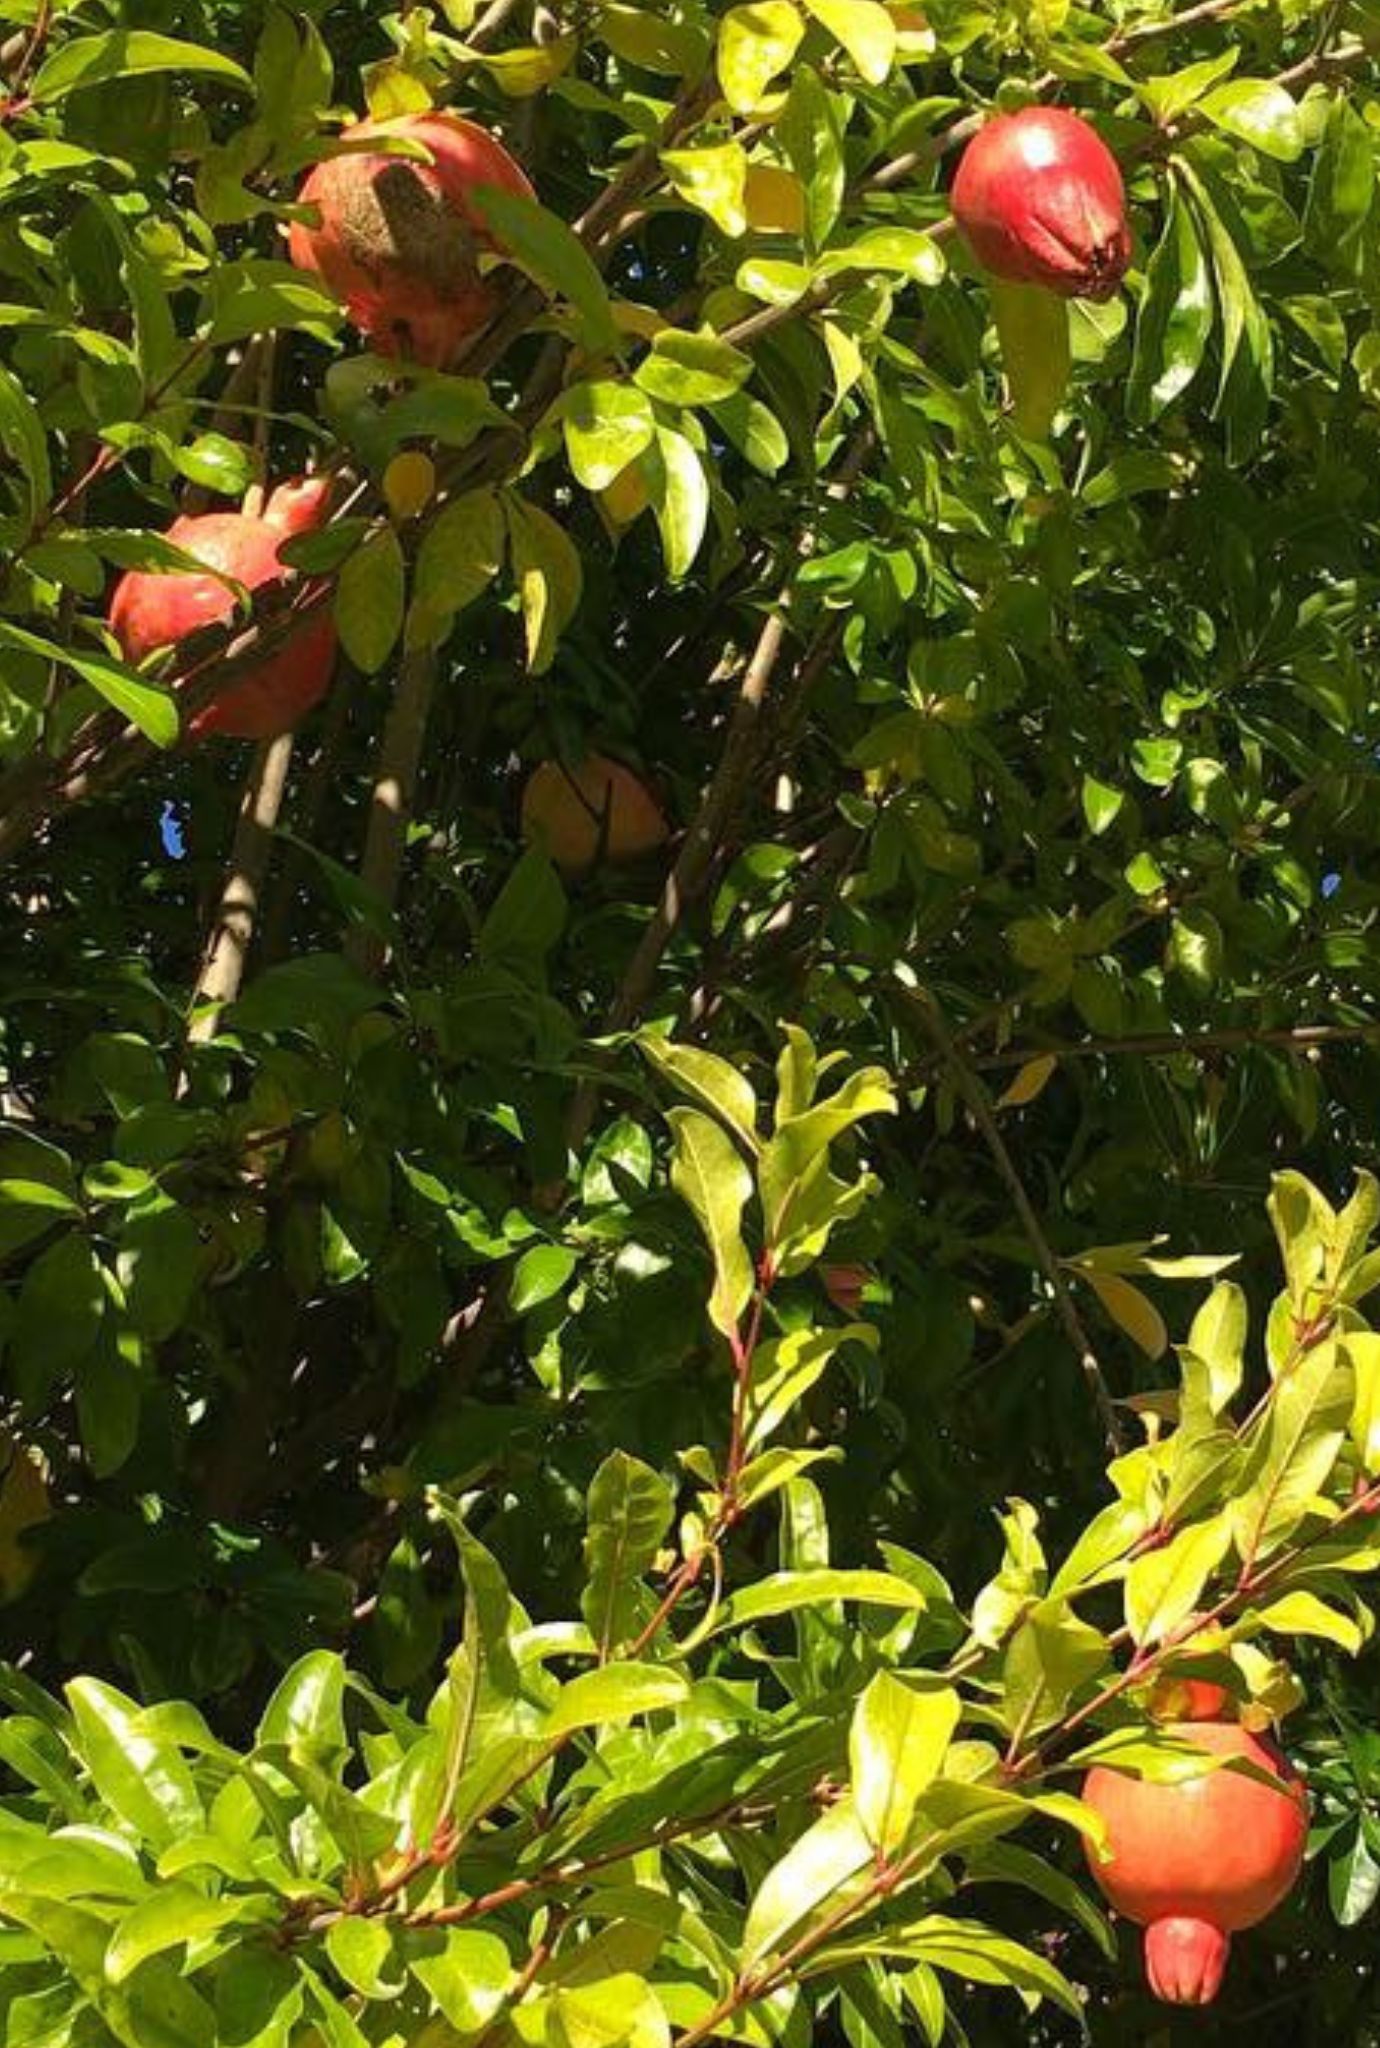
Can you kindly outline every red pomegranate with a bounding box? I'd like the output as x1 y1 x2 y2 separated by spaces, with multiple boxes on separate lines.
951 106 1130 301
109 478 336 742
288 112 534 367
1082 1719 1308 2005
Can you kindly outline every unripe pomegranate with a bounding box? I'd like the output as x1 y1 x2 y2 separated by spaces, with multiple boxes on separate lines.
108 478 336 742
951 107 1131 301
520 755 668 874
288 112 534 367
1082 1720 1308 2005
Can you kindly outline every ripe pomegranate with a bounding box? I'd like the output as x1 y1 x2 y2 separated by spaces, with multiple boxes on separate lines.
288 112 533 367
951 106 1130 301
109 478 336 742
1082 1719 1308 2005
520 755 668 874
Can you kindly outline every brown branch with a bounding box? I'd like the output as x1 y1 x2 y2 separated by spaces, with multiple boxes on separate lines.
896 984 1124 1456
971 1020 1380 1072
186 732 296 1042
344 646 441 979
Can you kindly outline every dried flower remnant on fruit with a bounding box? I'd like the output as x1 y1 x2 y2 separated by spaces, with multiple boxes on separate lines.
951 107 1131 302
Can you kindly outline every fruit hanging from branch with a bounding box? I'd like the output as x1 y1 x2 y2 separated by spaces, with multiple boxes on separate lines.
951 106 1131 302
520 755 668 875
108 477 337 743
288 111 534 367
1082 1718 1308 2005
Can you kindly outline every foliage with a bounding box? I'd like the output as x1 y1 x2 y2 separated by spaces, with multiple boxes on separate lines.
1 0 1380 2040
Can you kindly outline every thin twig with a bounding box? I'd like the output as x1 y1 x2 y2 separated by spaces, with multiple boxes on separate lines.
896 983 1124 1456
971 1020 1380 1071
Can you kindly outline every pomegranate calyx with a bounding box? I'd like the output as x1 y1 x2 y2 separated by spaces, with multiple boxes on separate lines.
1144 1916 1230 2006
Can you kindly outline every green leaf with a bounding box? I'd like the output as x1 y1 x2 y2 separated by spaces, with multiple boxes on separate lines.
1187 1279 1248 1414
258 1650 347 1763
511 1244 577 1314
106 1886 253 1983
411 486 505 647
758 1067 896 1251
1080 775 1123 836
1130 184 1203 423
544 1662 689 1736
1200 80 1303 162
325 1917 401 1999
1329 1826 1380 1927
1002 1597 1110 1734
596 3 709 74
410 1929 513 2034
666 1107 754 1339
743 1801 873 1964
66 1678 202 1849
1232 1340 1354 1565
850 1674 959 1854
635 329 754 408
1304 94 1374 272
642 1038 759 1151
563 382 656 491
709 390 790 474
1248 1590 1365 1655
504 491 584 674
715 1567 930 1634
470 186 620 356
335 527 405 674
903 1916 1083 2021
1345 1331 1380 1475
0 620 178 748
746 1324 875 1449
816 228 944 287
650 425 709 581
0 363 51 521
717 3 804 114
1125 1517 1232 1647
581 1450 676 1659
988 279 1069 443
31 30 251 102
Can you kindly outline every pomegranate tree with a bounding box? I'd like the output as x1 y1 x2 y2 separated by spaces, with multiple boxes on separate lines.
108 478 336 742
520 755 668 874
951 106 1131 301
1082 1719 1309 2005
288 111 533 367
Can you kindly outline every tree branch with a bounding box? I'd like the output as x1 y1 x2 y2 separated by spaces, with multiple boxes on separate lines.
895 983 1124 1456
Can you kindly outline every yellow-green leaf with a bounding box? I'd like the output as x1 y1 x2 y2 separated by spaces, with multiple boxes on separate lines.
997 1054 1057 1111
503 492 583 674
1085 1270 1167 1360
335 527 405 675
717 1 804 114
661 143 749 238
799 0 895 84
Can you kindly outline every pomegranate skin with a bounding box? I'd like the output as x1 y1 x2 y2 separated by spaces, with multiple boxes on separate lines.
1082 1720 1308 2006
520 756 668 874
289 112 534 367
108 481 336 742
951 107 1131 301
